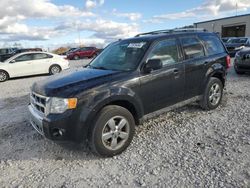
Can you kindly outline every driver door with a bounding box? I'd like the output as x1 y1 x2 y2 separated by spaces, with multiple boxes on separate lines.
139 38 185 114
8 54 34 77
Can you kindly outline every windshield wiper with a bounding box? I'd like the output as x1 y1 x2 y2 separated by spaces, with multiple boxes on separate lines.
88 65 109 70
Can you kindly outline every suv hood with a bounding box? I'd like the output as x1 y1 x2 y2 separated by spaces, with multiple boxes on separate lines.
32 68 122 97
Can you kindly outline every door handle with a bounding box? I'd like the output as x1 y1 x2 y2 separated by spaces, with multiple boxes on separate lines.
173 69 180 79
173 69 179 74
204 62 209 66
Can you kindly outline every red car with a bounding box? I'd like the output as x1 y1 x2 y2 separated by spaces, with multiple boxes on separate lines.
67 47 100 60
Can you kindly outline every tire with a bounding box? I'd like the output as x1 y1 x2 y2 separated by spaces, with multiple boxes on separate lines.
92 54 97 59
49 65 61 75
74 55 80 60
200 77 223 110
89 105 135 157
235 68 244 75
0 70 9 82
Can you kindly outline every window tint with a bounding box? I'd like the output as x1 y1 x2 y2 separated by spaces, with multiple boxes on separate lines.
200 35 225 55
86 47 95 50
147 39 179 66
14 54 33 62
180 37 205 59
0 49 8 54
33 53 51 60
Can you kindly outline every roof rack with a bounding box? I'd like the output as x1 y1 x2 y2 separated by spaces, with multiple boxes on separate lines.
135 28 207 37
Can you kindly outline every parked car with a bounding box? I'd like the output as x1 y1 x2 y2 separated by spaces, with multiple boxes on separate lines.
15 48 43 54
225 37 250 57
0 52 69 82
29 29 230 157
67 47 100 60
59 48 78 56
0 48 17 62
221 37 236 44
234 47 250 74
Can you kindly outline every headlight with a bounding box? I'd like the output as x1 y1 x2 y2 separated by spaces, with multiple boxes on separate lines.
49 97 77 114
235 46 245 50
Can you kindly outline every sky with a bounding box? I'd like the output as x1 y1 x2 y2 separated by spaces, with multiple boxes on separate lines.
0 0 250 50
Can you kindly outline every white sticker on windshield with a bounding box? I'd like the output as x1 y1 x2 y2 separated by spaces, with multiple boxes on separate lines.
128 42 146 48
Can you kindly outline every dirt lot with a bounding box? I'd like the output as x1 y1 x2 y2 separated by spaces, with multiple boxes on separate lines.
0 60 249 187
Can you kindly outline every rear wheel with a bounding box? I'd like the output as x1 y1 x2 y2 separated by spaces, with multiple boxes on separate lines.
89 105 135 157
74 55 80 60
0 70 9 82
92 54 97 59
200 77 223 110
49 65 61 75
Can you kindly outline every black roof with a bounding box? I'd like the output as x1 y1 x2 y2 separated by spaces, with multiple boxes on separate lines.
123 29 215 42
194 13 250 25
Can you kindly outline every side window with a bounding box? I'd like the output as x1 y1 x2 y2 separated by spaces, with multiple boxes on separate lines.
14 54 33 62
33 53 50 60
199 35 225 55
180 37 205 59
147 39 179 66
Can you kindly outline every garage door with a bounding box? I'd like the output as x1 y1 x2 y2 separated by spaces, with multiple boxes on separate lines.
222 25 246 37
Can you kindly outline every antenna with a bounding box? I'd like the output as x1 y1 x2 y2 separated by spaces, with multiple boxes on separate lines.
236 0 238 16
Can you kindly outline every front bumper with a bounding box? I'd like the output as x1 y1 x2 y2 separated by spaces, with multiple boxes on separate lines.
28 104 86 142
234 63 250 72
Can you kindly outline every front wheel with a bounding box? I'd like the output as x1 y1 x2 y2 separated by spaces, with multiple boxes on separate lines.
89 105 135 157
0 70 9 82
200 77 223 110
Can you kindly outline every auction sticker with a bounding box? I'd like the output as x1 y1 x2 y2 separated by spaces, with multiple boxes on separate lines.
128 42 146 48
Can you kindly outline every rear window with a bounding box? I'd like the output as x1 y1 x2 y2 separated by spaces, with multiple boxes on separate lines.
200 35 225 55
229 38 248 44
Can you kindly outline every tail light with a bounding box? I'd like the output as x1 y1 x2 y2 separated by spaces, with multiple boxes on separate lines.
226 55 231 69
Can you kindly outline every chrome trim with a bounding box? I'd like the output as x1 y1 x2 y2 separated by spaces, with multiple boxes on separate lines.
30 92 50 116
29 105 44 136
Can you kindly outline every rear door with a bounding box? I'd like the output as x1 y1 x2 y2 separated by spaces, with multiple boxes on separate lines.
32 53 53 74
179 35 207 99
139 37 185 114
79 47 88 57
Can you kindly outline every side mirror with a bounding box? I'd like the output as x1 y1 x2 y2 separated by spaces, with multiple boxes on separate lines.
143 59 163 73
10 60 16 63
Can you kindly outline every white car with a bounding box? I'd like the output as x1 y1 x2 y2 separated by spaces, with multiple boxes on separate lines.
0 52 69 82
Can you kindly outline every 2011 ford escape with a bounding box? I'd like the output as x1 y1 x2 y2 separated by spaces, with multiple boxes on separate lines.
29 29 230 157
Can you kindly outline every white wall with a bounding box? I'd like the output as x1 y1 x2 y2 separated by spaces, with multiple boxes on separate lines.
195 15 250 37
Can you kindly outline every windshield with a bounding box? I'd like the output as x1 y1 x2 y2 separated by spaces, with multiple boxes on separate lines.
89 40 149 71
229 38 248 44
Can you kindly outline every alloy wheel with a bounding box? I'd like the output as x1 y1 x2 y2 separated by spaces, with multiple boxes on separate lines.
51 66 60 74
209 83 221 106
0 72 7 81
101 116 130 151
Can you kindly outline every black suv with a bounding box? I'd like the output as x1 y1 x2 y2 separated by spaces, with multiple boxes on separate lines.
29 29 230 157
0 48 17 62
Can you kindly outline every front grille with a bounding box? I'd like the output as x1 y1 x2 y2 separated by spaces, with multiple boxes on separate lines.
30 92 48 115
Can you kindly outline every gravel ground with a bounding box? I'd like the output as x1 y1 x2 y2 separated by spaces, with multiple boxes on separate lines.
0 60 249 187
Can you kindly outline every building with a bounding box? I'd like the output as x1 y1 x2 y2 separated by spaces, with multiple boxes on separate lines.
194 14 250 37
